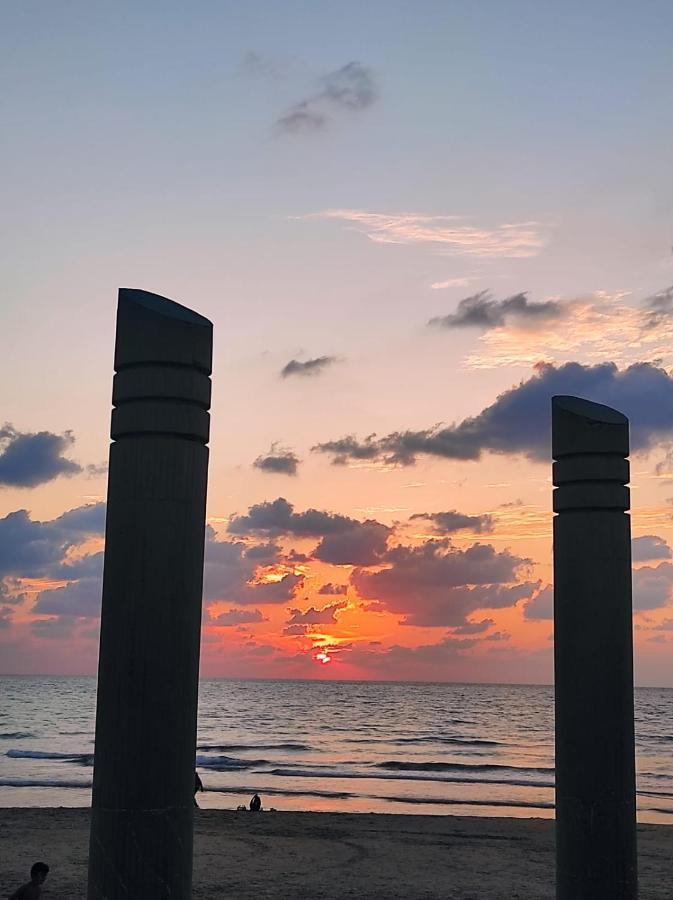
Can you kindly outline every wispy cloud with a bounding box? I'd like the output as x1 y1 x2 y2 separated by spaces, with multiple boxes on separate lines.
464 290 673 369
300 209 546 258
276 62 378 134
430 277 473 290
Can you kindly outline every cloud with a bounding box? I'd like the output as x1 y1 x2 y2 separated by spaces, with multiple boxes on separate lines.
253 445 300 476
314 361 673 466
318 582 347 595
429 291 563 330
632 535 672 562
229 497 359 538
523 585 553 620
210 608 267 627
452 618 495 635
0 425 82 488
0 503 105 579
348 635 478 671
313 521 391 566
633 562 673 610
34 571 103 617
281 357 338 378
410 510 494 534
276 62 377 133
463 289 673 370
287 600 347 625
300 209 545 258
642 285 673 330
30 616 76 639
204 528 303 605
430 278 472 290
351 539 533 627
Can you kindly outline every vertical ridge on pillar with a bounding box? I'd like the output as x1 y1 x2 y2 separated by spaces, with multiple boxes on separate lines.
87 288 212 900
552 395 637 899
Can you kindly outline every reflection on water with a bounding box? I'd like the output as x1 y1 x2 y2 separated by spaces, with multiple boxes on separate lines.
0 677 671 823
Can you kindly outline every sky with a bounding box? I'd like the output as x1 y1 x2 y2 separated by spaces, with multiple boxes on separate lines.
2 0 673 684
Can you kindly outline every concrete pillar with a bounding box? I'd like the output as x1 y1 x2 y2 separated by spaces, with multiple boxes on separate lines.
552 395 637 899
87 289 212 900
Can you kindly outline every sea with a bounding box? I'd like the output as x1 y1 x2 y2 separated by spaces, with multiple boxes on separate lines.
1 677 672 824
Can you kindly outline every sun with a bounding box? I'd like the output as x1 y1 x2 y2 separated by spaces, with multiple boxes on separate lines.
314 651 332 665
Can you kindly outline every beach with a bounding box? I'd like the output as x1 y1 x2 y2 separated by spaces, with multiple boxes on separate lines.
1 808 670 899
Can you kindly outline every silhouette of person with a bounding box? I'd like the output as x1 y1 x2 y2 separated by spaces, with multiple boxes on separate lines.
249 793 262 812
8 862 49 899
194 770 204 808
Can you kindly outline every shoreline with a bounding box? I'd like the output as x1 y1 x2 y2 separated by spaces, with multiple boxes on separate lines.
1 808 670 899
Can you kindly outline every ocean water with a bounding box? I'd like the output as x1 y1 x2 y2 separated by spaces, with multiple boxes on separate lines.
1 677 672 823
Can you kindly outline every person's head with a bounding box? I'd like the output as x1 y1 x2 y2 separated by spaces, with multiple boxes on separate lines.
30 862 49 884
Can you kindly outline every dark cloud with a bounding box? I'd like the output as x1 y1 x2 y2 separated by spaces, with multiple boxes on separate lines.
287 600 346 625
0 606 13 629
0 425 82 488
229 497 358 538
410 510 494 534
280 356 338 378
243 542 281 562
0 503 105 579
313 521 391 566
283 623 311 636
429 291 563 331
204 529 303 605
523 585 553 620
210 608 267 627
352 539 533 627
314 362 673 466
348 635 478 671
318 582 347 595
276 62 377 134
642 285 673 330
253 445 300 476
632 535 672 562
34 573 103 617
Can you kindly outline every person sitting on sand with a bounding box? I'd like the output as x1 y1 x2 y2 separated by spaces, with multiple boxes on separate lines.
249 793 262 812
7 861 49 899
194 770 204 808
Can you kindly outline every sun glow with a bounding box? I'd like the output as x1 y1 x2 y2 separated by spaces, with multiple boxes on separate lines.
314 651 332 665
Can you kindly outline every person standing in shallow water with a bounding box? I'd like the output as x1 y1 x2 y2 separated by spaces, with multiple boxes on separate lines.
194 770 204 807
7 862 49 899
249 793 261 812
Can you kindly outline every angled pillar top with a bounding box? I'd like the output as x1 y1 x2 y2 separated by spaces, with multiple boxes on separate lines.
552 395 629 459
115 288 213 374
551 396 630 513
111 289 213 444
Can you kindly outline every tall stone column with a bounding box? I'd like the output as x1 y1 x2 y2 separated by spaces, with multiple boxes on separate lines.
88 289 212 900
552 395 637 899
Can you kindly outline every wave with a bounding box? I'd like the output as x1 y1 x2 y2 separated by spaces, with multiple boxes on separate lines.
0 732 35 740
375 761 555 775
196 754 268 770
197 742 311 753
0 777 92 788
264 766 554 789
344 736 503 747
7 749 94 766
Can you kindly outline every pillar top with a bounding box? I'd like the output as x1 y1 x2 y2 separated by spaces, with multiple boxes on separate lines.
552 395 629 460
115 288 213 375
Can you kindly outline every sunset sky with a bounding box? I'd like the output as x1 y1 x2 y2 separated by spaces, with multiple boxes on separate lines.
2 1 673 684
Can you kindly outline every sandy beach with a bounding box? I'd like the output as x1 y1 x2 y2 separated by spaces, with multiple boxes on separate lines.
0 808 670 899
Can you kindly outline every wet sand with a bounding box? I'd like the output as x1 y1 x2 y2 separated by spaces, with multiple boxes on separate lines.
1 808 670 899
